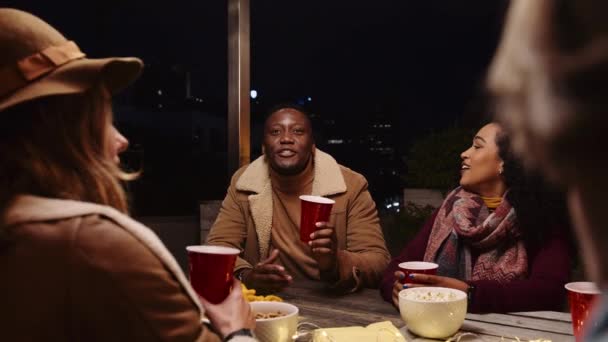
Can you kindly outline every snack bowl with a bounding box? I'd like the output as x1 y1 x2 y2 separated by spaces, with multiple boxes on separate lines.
399 287 467 339
250 301 299 342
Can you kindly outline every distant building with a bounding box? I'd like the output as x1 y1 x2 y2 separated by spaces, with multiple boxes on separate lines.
309 110 404 208
112 64 230 216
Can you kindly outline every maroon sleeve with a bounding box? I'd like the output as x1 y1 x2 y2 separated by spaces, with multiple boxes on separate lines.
468 225 573 313
379 210 439 303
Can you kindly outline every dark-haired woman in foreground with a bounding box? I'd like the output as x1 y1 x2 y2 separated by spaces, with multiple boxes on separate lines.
380 122 573 313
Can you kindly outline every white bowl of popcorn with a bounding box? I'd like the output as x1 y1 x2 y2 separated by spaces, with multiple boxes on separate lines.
250 301 299 342
398 287 467 339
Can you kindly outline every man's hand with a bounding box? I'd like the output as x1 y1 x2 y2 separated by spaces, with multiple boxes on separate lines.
242 249 292 294
309 221 338 276
403 273 469 293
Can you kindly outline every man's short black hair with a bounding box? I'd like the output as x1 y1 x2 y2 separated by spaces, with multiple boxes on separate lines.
265 102 310 118
263 102 313 131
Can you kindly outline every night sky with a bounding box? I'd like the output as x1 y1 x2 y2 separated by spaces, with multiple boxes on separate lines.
5 1 509 214
251 1 507 130
9 1 507 126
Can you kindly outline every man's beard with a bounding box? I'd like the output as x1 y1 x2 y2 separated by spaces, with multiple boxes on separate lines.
268 153 311 176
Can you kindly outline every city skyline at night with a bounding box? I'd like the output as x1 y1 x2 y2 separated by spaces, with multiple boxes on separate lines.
5 1 509 215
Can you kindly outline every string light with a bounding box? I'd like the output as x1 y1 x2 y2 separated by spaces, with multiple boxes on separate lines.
444 332 552 342
291 322 406 342
292 322 551 342
292 322 326 341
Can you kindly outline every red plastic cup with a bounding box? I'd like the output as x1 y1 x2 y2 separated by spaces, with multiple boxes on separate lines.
398 261 438 284
299 195 335 243
565 282 601 342
186 245 240 304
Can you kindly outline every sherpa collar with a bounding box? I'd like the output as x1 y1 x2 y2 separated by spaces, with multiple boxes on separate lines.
235 148 347 258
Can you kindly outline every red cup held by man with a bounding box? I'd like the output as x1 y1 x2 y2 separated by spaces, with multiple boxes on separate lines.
186 245 240 304
565 281 601 342
398 261 438 284
299 195 335 243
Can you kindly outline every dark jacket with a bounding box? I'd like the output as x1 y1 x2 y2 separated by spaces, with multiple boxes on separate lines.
380 209 573 313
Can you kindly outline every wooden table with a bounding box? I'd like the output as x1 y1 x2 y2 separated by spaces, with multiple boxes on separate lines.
278 280 575 341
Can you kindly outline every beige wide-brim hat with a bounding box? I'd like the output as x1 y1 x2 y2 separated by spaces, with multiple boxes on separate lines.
0 8 143 112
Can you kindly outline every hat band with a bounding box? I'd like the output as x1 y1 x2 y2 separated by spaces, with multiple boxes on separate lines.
0 40 86 98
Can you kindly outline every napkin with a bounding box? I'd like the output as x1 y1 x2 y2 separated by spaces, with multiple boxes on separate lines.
313 321 406 342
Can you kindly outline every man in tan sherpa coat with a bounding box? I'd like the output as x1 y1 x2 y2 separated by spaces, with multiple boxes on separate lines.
207 104 390 294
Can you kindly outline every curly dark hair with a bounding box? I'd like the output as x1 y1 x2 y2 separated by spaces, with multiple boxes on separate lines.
495 129 571 247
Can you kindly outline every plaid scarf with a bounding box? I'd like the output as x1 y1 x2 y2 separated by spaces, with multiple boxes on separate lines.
423 187 528 282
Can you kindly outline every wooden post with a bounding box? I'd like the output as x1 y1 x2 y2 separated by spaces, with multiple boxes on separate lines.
227 0 251 176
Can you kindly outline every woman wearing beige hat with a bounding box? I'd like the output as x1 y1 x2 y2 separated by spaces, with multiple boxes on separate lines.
488 0 608 340
0 8 255 341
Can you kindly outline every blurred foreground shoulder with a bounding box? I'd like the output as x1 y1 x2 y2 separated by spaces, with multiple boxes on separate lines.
69 214 217 341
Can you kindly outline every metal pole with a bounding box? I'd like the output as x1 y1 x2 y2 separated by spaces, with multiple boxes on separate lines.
227 0 251 176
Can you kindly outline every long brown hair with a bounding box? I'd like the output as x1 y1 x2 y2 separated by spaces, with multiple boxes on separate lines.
0 83 133 222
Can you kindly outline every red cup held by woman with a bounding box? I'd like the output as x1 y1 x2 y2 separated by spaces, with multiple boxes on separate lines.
398 261 438 284
186 245 240 304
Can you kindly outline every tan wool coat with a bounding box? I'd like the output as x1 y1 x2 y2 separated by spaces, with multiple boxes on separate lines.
206 149 390 291
0 195 254 342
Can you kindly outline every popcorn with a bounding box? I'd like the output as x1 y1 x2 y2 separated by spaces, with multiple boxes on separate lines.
404 289 458 302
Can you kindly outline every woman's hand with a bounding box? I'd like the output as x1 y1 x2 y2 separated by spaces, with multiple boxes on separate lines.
392 271 406 307
404 273 469 293
200 280 255 339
